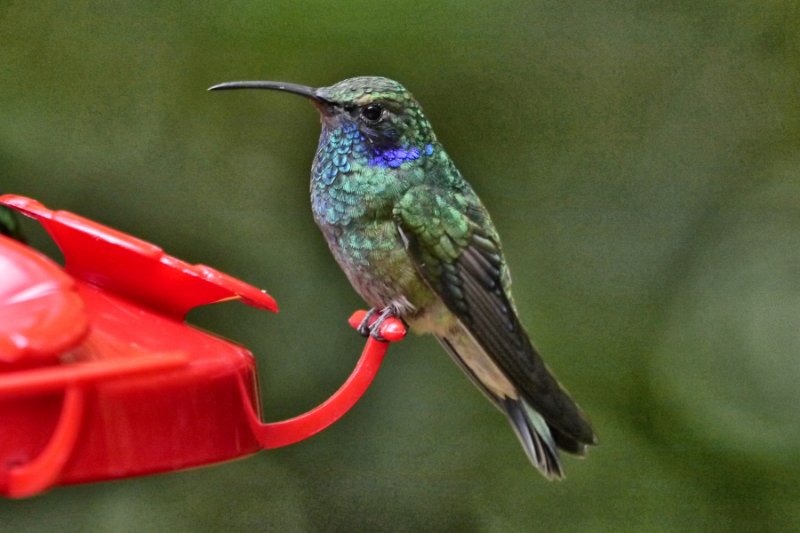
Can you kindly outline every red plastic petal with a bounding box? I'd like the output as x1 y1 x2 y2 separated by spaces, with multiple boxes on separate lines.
0 195 277 319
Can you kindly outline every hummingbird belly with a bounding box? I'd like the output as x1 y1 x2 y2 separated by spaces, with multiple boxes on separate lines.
319 218 446 326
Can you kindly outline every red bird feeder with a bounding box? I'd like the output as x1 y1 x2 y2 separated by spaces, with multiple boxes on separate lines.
0 195 405 498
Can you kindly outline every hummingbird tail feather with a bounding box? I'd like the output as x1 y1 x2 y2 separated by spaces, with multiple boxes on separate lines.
436 329 564 479
503 398 564 479
550 425 590 456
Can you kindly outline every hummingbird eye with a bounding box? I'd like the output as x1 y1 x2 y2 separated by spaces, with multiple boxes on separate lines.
361 104 383 122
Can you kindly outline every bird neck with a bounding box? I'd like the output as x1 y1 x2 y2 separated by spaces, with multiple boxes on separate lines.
312 122 439 187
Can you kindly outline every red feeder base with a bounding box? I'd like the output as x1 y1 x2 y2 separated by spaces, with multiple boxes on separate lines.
0 195 405 498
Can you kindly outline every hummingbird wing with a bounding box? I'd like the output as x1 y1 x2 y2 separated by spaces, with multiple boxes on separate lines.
394 185 597 453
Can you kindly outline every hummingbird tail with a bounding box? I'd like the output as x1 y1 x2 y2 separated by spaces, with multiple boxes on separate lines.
436 329 565 479
503 398 564 480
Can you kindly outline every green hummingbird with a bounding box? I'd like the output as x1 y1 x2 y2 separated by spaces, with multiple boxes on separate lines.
209 76 596 478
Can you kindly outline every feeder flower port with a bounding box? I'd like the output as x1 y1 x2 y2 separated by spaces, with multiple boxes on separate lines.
0 195 404 498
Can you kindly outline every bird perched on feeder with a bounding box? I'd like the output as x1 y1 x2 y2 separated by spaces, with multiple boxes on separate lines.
210 76 596 478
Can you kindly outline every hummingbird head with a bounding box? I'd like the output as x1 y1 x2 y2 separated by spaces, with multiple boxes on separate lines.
209 76 437 152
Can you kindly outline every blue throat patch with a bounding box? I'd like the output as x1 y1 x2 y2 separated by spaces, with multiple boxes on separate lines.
315 123 435 185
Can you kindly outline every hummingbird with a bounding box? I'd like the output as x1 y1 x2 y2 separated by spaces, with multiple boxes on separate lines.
209 76 596 478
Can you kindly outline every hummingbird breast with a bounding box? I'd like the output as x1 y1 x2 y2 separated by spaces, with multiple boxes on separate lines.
309 123 440 319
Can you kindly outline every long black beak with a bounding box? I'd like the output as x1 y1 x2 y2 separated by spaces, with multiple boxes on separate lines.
208 81 329 104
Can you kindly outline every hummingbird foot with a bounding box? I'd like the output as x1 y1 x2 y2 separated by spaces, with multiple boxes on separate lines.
357 305 406 342
356 308 381 337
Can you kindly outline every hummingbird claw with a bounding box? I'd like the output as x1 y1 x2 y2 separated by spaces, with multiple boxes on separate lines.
356 308 380 337
358 306 406 342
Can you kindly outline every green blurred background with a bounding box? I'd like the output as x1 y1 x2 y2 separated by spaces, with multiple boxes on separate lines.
2 1 799 531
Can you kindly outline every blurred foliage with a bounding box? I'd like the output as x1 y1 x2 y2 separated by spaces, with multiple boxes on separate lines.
2 1 799 531
0 205 24 241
